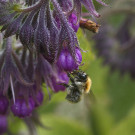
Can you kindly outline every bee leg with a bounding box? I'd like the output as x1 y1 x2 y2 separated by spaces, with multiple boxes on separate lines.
67 73 75 83
70 70 79 76
57 83 69 88
71 69 82 74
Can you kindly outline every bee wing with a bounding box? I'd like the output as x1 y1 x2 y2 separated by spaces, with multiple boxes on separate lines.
84 90 96 104
89 90 96 103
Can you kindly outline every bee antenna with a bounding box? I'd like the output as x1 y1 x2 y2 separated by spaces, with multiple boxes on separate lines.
57 83 69 88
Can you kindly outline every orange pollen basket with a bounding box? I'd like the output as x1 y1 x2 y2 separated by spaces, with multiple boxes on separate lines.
84 77 92 93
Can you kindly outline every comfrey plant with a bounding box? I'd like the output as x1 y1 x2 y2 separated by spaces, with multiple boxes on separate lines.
0 0 106 133
94 0 135 78
95 17 135 78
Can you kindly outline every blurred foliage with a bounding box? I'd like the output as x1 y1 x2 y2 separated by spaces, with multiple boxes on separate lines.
38 114 91 135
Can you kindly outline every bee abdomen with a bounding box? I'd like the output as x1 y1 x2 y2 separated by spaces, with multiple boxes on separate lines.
84 77 92 93
66 94 81 103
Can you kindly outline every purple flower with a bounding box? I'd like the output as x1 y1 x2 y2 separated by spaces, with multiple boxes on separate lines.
0 0 106 63
0 115 8 134
11 97 35 118
55 12 79 33
34 90 44 107
0 0 106 119
0 38 32 95
68 13 80 33
0 94 9 115
50 71 69 92
94 15 135 78
58 0 72 12
79 0 107 18
57 47 82 72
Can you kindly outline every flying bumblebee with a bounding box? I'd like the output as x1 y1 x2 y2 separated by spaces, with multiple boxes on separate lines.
60 69 92 103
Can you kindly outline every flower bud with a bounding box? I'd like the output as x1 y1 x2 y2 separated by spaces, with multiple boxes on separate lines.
35 91 44 107
51 71 69 92
68 13 79 32
0 95 9 115
11 97 35 118
57 47 82 72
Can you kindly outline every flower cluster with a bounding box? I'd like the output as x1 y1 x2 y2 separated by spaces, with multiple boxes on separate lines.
0 0 106 133
94 15 135 78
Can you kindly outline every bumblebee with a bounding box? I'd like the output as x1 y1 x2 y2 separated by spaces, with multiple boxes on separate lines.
60 69 92 103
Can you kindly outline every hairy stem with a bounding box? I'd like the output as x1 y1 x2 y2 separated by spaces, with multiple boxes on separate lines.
19 0 47 13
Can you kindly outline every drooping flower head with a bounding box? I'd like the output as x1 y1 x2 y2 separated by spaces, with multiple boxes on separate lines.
94 15 135 78
0 0 107 62
0 0 106 120
11 96 35 118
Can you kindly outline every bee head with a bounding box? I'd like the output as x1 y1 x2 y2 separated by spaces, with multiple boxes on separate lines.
78 71 87 81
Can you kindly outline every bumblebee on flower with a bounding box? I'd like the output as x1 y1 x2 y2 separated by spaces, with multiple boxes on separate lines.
0 0 106 133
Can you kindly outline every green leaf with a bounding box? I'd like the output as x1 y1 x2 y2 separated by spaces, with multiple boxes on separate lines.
77 29 95 70
110 107 135 135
